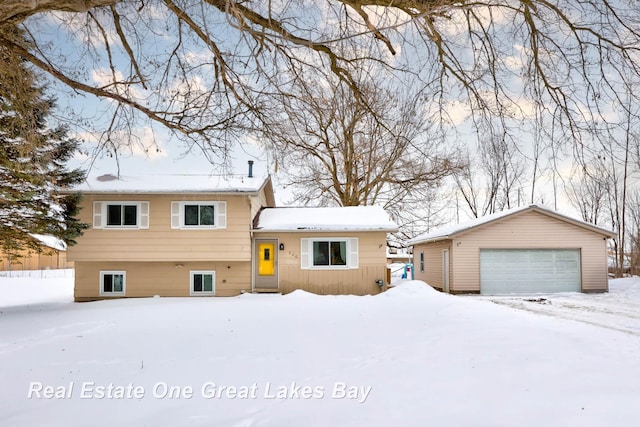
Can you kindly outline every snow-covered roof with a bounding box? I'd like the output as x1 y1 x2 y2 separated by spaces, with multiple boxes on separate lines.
408 204 615 245
69 173 270 194
29 234 67 251
254 206 398 232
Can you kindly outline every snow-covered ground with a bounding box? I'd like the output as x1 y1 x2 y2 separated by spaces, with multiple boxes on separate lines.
1 274 639 426
0 269 74 306
480 277 640 336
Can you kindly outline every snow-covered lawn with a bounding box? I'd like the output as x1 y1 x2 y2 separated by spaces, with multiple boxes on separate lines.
1 274 639 426
479 277 640 336
0 270 74 307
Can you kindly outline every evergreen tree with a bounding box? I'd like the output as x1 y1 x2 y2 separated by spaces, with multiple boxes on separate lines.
0 27 87 256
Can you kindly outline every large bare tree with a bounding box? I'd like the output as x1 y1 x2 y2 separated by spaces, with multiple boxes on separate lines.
257 63 461 233
626 190 640 275
453 135 526 218
567 104 640 277
566 163 608 227
2 1 640 161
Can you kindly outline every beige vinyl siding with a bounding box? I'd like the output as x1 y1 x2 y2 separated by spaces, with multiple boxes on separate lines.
413 240 452 291
249 196 263 223
74 261 251 301
278 266 384 295
249 181 276 221
452 211 609 292
256 231 388 295
249 190 269 221
69 194 252 262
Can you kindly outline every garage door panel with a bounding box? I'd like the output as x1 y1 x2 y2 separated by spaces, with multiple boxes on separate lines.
480 249 581 295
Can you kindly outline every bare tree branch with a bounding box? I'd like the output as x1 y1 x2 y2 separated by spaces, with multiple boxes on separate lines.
1 0 640 169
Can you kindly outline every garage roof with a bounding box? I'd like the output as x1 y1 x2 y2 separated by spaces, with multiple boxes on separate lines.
408 204 616 245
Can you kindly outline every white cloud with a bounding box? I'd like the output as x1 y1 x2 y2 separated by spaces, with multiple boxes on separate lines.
440 100 471 125
184 50 211 66
91 68 125 87
49 10 121 48
91 68 147 105
74 127 168 161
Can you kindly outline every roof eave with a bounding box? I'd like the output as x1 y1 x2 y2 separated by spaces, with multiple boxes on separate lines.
74 189 263 195
529 207 617 238
408 235 452 246
258 176 277 207
253 227 399 233
60 176 272 196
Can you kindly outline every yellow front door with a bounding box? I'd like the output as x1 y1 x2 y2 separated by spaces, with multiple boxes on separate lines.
258 243 275 276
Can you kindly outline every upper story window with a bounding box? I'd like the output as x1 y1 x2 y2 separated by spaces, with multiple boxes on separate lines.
300 238 358 270
107 204 138 226
171 201 227 229
184 204 215 226
93 202 149 229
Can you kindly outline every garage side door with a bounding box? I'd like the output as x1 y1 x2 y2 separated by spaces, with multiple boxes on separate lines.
480 249 581 295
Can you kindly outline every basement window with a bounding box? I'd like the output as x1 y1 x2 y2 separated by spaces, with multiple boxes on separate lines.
100 271 126 296
190 271 216 295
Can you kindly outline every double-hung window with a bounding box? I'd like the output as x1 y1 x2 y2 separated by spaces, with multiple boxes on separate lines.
171 201 226 229
300 238 358 270
100 271 126 296
420 252 425 272
93 202 149 229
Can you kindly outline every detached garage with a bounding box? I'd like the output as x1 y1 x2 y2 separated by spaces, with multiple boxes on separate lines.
409 205 615 295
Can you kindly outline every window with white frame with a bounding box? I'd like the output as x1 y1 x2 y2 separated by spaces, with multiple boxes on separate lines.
190 271 216 295
300 238 358 270
420 252 425 272
171 201 226 229
93 202 149 229
100 271 126 296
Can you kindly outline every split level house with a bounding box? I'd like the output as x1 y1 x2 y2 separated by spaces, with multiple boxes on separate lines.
65 170 397 301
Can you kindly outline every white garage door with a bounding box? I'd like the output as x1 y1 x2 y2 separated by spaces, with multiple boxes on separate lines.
480 249 581 295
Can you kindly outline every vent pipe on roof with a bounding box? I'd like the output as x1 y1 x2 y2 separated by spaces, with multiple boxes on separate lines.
248 160 254 178
96 174 118 182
